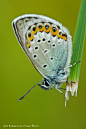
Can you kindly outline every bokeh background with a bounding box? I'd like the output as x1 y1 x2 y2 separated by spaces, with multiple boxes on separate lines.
0 0 86 129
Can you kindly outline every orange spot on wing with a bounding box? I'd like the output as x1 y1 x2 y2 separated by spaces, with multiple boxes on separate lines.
37 25 44 32
27 42 31 48
44 26 51 33
51 28 58 36
32 27 38 35
58 33 62 39
28 34 34 41
58 33 67 41
62 36 67 41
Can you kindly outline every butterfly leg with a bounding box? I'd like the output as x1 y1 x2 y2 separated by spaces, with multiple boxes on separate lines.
57 79 75 83
55 79 75 95
64 60 81 70
58 88 66 90
55 88 65 95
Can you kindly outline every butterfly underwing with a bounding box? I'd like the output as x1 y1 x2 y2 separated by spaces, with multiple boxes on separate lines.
12 14 72 100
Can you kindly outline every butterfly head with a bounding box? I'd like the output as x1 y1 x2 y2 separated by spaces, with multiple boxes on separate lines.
39 77 63 90
39 78 52 90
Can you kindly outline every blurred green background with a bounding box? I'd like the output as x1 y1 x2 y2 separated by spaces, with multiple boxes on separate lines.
0 0 86 129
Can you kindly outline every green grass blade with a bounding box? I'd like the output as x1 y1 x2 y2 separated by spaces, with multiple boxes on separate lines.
69 0 86 82
65 0 86 106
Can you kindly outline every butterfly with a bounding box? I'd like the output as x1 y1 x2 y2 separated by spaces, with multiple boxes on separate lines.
12 14 80 101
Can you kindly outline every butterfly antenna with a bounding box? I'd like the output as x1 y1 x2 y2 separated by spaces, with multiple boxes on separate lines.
18 81 43 102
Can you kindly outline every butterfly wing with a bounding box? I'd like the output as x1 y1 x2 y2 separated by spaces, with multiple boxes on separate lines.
12 14 72 79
